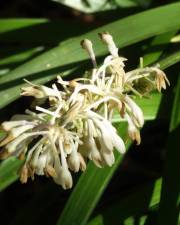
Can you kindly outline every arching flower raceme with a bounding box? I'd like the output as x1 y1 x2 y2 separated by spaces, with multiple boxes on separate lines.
0 32 169 189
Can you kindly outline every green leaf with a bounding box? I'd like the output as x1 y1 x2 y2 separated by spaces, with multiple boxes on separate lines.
0 19 48 34
0 157 23 191
0 130 6 140
158 74 180 225
115 0 153 8
1 3 180 109
0 19 93 45
87 179 162 225
0 46 46 76
143 31 177 66
159 51 180 69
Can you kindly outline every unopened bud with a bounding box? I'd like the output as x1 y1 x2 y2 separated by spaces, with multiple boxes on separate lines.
81 39 97 68
99 32 118 57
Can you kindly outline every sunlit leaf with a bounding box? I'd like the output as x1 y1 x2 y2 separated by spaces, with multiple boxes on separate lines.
0 157 23 191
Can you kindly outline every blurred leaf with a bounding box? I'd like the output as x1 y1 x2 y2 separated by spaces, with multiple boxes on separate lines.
52 0 117 13
0 130 23 191
87 179 162 225
1 3 180 109
115 0 139 7
158 74 180 225
53 0 153 13
0 157 23 191
0 19 48 33
158 51 180 69
0 130 6 140
115 0 153 8
0 19 94 45
143 31 177 66
171 34 180 43
0 46 46 76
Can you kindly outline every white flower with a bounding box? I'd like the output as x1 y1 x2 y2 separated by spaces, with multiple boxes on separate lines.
79 110 126 167
125 113 141 145
124 95 144 127
0 32 170 189
152 67 170 92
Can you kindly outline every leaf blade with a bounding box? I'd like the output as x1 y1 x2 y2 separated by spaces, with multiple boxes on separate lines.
87 179 162 225
1 3 180 109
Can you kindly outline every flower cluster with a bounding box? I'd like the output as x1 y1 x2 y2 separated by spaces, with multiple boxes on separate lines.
0 33 169 189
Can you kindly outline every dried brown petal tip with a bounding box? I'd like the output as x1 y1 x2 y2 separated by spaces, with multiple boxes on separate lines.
0 149 11 159
20 165 29 184
0 134 14 147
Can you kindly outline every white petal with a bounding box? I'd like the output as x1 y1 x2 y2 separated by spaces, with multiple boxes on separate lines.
11 124 35 138
68 142 80 172
68 153 80 172
124 96 144 127
30 144 43 168
53 154 63 185
78 153 87 171
2 120 29 131
102 119 125 154
41 85 59 97
59 168 73 189
112 133 126 154
93 118 114 152
87 137 102 168
53 153 73 189
100 32 119 57
6 133 29 153
35 153 47 175
101 151 115 167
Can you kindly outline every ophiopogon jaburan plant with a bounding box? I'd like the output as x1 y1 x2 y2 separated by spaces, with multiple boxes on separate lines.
0 32 169 189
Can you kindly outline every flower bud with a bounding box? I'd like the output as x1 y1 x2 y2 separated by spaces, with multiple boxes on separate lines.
81 39 97 67
99 32 118 57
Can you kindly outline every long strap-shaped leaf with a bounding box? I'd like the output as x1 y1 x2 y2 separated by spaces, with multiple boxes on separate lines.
0 18 93 44
1 3 180 109
142 31 177 66
158 74 180 225
87 179 162 225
